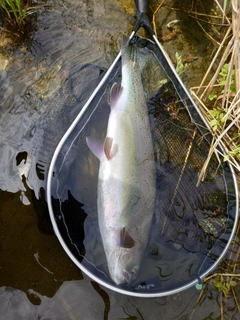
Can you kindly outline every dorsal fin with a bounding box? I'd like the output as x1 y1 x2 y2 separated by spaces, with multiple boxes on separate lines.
118 227 135 248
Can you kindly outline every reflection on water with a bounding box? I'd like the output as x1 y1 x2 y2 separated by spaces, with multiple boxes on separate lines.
0 0 239 318
0 281 213 319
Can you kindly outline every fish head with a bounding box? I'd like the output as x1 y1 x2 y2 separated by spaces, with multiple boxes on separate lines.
120 35 149 71
105 228 145 285
108 246 142 285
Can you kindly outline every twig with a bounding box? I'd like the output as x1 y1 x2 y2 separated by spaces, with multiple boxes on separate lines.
189 288 205 320
195 19 221 45
214 0 231 24
197 111 240 184
152 0 166 37
220 292 224 320
204 273 240 282
232 286 240 313
196 26 232 96
161 128 197 234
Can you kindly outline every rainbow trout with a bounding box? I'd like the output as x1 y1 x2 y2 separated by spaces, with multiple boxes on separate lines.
86 37 156 285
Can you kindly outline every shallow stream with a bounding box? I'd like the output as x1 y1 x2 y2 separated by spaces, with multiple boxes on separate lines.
0 0 239 318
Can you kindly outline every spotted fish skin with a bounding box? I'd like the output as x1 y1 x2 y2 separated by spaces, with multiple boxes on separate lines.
86 37 156 285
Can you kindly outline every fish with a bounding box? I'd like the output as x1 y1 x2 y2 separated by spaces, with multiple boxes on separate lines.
86 36 156 285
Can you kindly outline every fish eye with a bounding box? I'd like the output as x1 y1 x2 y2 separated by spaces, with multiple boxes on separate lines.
130 36 137 44
131 268 137 277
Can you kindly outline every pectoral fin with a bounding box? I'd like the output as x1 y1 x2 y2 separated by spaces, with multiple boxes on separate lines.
86 136 104 160
110 83 122 109
118 227 135 248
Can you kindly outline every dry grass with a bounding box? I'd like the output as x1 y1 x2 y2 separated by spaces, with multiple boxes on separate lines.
190 4 240 315
152 0 240 178
191 0 240 181
152 1 240 316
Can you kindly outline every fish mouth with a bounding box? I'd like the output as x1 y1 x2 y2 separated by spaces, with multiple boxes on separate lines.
113 269 132 286
121 269 131 284
119 268 139 285
113 266 139 285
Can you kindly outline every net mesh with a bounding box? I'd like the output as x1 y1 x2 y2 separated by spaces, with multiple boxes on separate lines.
49 44 237 294
150 83 229 257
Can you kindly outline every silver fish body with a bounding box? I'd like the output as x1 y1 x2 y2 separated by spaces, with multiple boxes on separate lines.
87 38 156 285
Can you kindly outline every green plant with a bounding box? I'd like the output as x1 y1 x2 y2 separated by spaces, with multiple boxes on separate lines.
222 0 228 23
206 62 239 165
156 53 189 88
208 63 236 101
175 52 189 75
218 63 236 94
208 106 230 131
0 0 52 42
211 274 237 297
0 0 29 24
208 92 218 101
223 133 240 161
0 0 50 28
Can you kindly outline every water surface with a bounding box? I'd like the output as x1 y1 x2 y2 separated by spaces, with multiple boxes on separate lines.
0 0 239 318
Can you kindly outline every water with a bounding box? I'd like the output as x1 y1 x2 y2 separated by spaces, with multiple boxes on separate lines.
49 56 236 295
0 0 239 318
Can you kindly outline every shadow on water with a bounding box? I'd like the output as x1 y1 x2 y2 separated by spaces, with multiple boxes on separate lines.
0 0 239 318
0 189 83 306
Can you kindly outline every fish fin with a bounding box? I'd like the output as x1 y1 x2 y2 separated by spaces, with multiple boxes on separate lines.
86 136 104 160
118 227 135 248
104 137 117 160
110 83 122 109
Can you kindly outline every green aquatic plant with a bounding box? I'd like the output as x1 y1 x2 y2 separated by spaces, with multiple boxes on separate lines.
211 274 237 298
190 270 240 319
